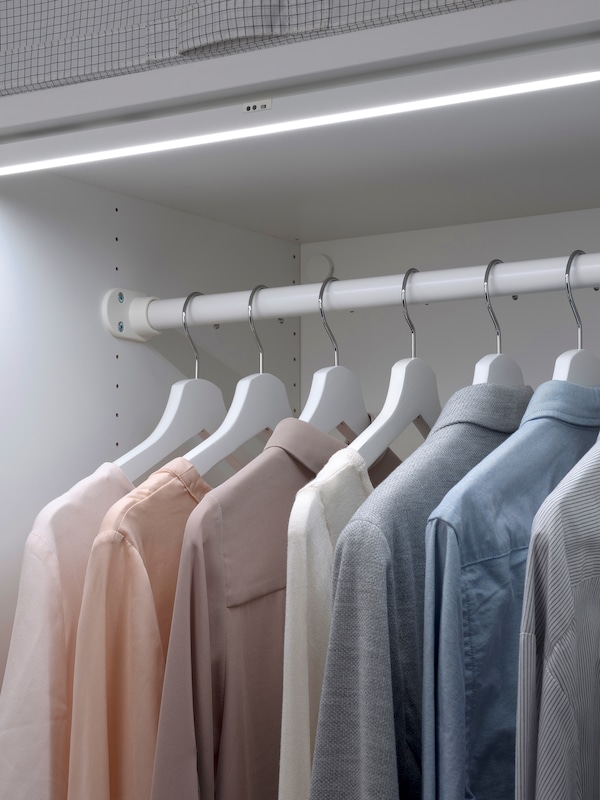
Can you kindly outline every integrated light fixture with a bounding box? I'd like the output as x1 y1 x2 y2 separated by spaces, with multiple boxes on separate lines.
1 70 599 177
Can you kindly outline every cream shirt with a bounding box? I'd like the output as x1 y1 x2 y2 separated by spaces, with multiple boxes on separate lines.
0 463 134 800
68 458 210 800
278 447 379 800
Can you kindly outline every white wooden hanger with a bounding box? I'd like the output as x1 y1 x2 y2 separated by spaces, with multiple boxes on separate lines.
552 249 600 387
115 292 227 482
472 258 525 387
350 268 441 468
186 285 292 475
299 276 370 438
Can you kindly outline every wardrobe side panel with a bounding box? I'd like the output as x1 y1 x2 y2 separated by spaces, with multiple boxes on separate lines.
0 172 299 681
301 207 600 458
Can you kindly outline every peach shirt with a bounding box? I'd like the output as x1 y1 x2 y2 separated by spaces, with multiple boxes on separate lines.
68 458 210 800
0 463 134 800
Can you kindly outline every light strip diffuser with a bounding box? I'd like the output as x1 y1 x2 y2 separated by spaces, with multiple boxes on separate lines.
1 71 599 176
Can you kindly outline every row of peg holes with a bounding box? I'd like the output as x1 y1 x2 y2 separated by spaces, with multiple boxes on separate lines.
115 208 120 446
112 210 303 441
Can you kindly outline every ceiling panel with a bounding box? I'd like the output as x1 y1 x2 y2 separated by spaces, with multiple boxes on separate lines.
57 78 600 242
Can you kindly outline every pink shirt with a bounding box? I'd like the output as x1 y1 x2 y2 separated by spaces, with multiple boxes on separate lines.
0 463 134 800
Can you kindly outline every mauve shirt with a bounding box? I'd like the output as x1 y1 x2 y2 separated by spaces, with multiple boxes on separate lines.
151 419 345 800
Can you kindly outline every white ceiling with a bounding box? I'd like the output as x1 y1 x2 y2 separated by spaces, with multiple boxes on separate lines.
1 0 597 244
57 77 600 243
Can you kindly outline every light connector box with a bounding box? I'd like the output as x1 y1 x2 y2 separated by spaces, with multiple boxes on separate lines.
242 99 272 113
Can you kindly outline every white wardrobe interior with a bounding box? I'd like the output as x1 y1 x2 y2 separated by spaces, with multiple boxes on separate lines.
2 0 600 681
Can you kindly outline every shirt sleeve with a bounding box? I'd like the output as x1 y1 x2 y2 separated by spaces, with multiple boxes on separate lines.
279 488 333 800
68 534 164 800
534 667 578 800
516 629 539 800
515 526 548 800
310 520 399 800
516 525 578 800
0 535 67 800
422 517 467 800
151 501 218 800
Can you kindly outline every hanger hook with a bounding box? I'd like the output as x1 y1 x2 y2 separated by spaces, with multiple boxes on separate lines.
401 268 419 358
483 259 504 355
182 291 203 379
318 276 340 367
248 284 268 373
564 249 586 350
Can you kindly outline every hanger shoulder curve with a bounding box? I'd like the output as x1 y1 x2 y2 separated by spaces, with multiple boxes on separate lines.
186 372 292 475
472 353 525 387
299 365 370 437
115 378 227 482
552 348 600 387
350 357 441 468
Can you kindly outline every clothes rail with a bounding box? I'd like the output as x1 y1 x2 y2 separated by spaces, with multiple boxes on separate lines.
102 252 600 342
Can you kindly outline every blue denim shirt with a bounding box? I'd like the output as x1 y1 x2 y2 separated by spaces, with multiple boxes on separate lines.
422 381 600 800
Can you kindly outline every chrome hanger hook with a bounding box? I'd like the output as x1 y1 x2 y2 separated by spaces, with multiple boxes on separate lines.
401 268 419 358
483 259 504 355
318 276 340 367
248 284 268 374
565 249 586 350
182 291 203 379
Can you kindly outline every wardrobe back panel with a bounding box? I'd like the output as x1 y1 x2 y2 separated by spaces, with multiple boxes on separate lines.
4 179 600 683
301 207 600 458
0 172 299 680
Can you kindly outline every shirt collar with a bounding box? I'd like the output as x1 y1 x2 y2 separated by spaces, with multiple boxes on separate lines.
156 457 212 503
264 418 345 475
520 380 600 428
432 382 534 435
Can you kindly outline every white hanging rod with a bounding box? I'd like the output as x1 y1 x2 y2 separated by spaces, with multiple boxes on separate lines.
102 252 600 342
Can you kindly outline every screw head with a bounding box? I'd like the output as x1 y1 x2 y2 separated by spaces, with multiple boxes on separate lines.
117 321 124 333
117 292 125 303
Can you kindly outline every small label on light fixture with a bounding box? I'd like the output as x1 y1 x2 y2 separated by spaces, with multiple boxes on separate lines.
243 99 272 113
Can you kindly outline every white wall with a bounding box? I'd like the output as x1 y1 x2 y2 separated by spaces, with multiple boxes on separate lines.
301 207 600 458
0 172 299 681
3 174 600 687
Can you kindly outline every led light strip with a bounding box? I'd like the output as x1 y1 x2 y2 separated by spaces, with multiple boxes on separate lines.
1 71 599 177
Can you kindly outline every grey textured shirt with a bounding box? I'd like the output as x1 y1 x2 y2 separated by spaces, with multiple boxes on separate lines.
517 438 600 800
309 382 533 800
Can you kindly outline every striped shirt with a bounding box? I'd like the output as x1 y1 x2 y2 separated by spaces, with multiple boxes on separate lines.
517 438 600 800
